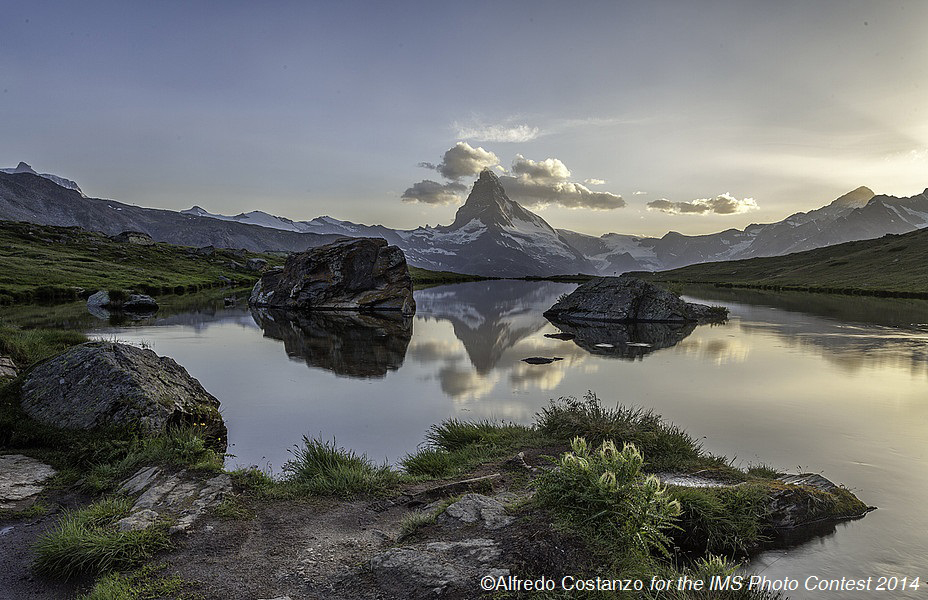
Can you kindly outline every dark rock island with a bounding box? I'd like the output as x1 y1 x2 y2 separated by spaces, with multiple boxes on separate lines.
249 237 416 315
544 276 726 323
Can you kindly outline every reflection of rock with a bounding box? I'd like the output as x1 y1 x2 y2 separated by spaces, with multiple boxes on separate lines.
545 276 725 323
548 318 697 360
249 237 415 315
521 357 563 365
19 342 226 449
251 308 412 378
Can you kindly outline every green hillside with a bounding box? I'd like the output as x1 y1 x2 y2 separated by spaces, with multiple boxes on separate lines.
0 221 282 304
641 227 928 297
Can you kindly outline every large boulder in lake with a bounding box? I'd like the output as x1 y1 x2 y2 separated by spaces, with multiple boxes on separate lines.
19 342 226 449
249 237 416 315
544 276 725 323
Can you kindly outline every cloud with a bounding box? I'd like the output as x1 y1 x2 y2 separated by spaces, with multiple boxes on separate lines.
408 145 624 210
419 142 500 180
401 180 467 205
455 122 540 143
584 178 605 185
499 154 624 210
646 193 759 215
511 155 571 183
633 190 648 195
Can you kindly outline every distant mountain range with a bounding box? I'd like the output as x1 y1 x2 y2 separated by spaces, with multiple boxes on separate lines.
2 164 927 277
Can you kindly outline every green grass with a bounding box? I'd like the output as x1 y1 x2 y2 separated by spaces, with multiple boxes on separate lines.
398 509 438 539
77 564 192 600
535 392 721 472
279 436 404 498
0 220 281 305
408 266 494 288
642 227 928 297
0 322 87 368
33 498 171 579
668 484 771 554
402 419 547 478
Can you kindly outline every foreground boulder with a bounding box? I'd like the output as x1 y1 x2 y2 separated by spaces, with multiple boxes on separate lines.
19 342 226 448
116 466 232 534
249 237 415 315
544 276 725 323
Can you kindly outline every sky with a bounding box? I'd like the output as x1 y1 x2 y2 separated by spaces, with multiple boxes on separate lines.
2 1 927 238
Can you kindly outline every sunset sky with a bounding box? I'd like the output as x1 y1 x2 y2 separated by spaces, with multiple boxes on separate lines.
2 1 927 237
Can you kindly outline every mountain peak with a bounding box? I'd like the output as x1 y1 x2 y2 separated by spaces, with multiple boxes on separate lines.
446 169 518 230
830 186 875 209
14 162 37 174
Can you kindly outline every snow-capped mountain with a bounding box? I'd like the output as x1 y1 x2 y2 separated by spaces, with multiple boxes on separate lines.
396 170 594 276
183 170 594 277
0 162 84 196
560 185 928 272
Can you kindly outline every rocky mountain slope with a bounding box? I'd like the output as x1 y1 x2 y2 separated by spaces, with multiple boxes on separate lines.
0 171 341 253
0 162 84 196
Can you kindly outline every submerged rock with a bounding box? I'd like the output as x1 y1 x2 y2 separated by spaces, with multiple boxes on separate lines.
249 237 415 315
251 307 412 378
544 276 725 323
19 342 226 448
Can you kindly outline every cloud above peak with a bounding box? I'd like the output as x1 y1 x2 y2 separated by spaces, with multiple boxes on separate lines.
419 142 499 180
405 143 624 210
647 193 758 215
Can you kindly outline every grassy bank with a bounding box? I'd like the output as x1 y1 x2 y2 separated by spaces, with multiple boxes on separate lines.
408 266 495 288
0 220 282 304
640 228 928 298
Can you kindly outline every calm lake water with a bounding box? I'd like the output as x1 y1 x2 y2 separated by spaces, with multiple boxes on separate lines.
7 281 928 598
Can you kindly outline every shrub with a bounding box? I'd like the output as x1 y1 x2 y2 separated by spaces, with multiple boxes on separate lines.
534 437 680 556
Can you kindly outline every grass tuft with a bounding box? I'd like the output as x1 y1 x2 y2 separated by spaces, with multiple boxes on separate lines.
536 392 707 471
668 484 770 554
33 498 171 579
281 436 403 498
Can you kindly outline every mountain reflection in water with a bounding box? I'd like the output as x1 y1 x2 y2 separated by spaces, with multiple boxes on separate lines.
250 308 412 378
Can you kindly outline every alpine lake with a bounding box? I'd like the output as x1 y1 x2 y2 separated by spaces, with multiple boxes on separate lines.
3 280 926 598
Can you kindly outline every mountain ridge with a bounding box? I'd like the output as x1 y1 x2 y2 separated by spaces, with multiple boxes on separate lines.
2 163 927 277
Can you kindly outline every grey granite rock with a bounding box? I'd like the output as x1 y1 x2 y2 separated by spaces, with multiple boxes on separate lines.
116 466 232 533
0 455 56 510
544 276 725 323
19 342 226 448
438 493 514 530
